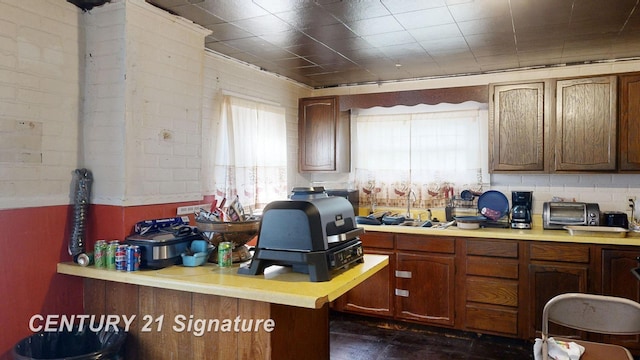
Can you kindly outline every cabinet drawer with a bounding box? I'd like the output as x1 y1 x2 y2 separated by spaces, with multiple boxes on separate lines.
466 277 518 306
465 304 518 336
360 232 394 249
466 256 519 279
529 243 590 263
396 235 455 254
466 239 518 258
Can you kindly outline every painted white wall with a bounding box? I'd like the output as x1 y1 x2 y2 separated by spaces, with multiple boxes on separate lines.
200 52 312 197
0 0 82 210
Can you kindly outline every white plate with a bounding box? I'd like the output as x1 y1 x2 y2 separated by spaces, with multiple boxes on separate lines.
457 221 480 230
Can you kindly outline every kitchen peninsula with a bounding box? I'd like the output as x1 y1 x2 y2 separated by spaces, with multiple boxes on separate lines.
57 254 388 360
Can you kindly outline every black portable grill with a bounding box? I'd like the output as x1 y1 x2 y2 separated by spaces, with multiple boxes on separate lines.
238 188 364 282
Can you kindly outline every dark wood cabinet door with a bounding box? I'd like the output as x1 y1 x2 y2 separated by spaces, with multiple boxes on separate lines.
490 82 548 172
298 96 350 172
619 74 640 171
601 248 640 352
395 252 455 326
337 248 394 317
527 262 589 338
555 76 617 171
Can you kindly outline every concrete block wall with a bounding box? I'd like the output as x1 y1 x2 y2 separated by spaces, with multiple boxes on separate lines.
0 1 85 357
83 0 211 206
82 0 127 206
0 0 82 210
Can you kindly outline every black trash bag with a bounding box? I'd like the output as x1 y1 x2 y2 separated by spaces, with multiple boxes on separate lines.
12 325 127 360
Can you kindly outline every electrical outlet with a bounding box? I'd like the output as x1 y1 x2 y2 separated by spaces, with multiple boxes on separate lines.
177 204 212 215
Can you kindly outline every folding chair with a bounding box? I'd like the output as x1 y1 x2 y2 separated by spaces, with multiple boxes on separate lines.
541 293 640 360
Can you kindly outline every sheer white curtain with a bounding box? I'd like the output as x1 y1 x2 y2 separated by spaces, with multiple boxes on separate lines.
352 103 489 210
213 96 288 211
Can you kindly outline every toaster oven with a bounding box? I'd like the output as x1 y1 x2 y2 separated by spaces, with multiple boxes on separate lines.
542 202 600 230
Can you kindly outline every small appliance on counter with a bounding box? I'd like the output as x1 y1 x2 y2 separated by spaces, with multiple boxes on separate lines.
542 202 600 230
602 211 629 229
324 188 359 216
511 191 533 229
238 187 364 282
126 219 205 269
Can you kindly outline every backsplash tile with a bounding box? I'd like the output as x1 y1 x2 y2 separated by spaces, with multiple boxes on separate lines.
492 174 640 217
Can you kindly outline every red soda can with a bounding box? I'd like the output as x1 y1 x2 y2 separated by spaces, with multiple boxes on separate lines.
126 245 140 271
115 244 127 271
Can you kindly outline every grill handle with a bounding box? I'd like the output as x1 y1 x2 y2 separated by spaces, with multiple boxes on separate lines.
327 228 365 243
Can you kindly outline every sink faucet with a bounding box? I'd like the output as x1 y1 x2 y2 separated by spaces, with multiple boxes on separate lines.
405 189 416 218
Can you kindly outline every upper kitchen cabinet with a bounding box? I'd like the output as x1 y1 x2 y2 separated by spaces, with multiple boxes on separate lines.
298 96 350 173
489 82 549 172
554 76 617 171
619 73 640 171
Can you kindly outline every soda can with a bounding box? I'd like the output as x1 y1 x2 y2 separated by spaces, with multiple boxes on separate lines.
77 252 94 267
106 241 119 270
94 240 107 268
126 245 140 272
115 244 128 271
218 241 233 268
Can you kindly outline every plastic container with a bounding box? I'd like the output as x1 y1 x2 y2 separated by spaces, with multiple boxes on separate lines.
190 240 210 253
181 252 209 266
13 325 127 360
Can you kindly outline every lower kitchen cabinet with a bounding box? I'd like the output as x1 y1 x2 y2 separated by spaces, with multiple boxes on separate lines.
336 248 394 317
334 232 395 317
526 242 593 339
334 231 640 357
335 233 456 327
601 248 640 352
395 235 456 327
395 251 455 326
462 238 520 336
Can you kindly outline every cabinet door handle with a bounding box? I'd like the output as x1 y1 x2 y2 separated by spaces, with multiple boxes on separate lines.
395 270 412 278
395 289 409 297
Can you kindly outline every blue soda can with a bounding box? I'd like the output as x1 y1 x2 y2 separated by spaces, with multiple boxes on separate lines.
126 245 140 271
115 244 127 271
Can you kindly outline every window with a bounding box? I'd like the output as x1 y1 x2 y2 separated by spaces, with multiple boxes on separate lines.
351 102 489 210
212 95 288 212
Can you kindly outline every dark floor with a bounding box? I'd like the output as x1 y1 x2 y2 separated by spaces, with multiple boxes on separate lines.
329 312 534 360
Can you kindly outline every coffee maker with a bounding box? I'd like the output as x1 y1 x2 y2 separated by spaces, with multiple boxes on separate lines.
511 191 532 229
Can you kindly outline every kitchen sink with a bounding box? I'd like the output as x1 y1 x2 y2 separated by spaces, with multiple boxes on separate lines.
399 220 434 227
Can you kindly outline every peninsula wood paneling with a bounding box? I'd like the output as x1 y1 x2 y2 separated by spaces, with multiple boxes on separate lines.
83 279 329 360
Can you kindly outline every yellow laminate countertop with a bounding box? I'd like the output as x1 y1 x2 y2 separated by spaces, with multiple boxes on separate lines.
359 223 640 246
57 254 388 309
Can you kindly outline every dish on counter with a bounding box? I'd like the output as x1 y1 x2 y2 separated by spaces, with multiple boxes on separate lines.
456 222 480 230
477 190 509 220
181 252 209 266
563 226 629 238
454 215 487 230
